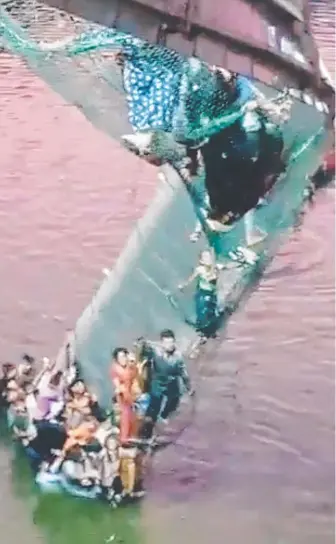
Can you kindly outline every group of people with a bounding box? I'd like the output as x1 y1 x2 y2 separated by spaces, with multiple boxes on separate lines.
8 27 295 261
0 329 193 505
32 29 292 236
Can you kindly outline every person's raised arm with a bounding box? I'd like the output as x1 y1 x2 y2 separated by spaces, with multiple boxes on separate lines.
178 267 199 291
31 357 51 389
134 337 156 362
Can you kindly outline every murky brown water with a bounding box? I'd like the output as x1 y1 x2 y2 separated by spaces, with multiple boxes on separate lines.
144 190 334 543
0 4 334 543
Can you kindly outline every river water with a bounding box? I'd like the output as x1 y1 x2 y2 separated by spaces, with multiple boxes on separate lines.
0 3 334 544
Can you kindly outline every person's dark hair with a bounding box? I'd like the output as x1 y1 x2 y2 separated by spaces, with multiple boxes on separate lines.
21 353 35 365
112 347 129 360
50 371 63 387
134 336 146 346
160 329 175 340
22 382 33 394
68 378 86 395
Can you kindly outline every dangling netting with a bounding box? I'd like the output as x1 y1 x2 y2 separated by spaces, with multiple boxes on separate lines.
1 3 252 146
0 0 329 411
0 1 328 150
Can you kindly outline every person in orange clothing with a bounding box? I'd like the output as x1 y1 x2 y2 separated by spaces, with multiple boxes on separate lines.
110 348 138 445
44 417 101 486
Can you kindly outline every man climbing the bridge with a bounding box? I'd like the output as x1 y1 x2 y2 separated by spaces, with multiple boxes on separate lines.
137 329 194 439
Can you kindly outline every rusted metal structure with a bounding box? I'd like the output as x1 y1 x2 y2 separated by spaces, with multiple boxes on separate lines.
47 0 333 107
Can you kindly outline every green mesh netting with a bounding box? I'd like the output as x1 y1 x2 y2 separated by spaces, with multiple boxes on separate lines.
72 125 326 408
0 0 328 408
0 5 248 143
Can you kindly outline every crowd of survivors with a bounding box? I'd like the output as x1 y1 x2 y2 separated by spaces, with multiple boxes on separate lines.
0 329 194 506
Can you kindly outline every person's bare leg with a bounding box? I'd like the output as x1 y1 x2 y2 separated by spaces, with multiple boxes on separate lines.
38 36 74 51
190 219 202 242
206 216 235 232
224 210 267 266
243 209 267 247
227 209 267 266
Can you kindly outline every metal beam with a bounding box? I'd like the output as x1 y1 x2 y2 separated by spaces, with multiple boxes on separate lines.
263 0 305 21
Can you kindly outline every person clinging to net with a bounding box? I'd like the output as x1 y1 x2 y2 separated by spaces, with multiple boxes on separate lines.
179 249 225 341
136 329 194 439
35 30 185 157
34 30 235 150
33 28 290 253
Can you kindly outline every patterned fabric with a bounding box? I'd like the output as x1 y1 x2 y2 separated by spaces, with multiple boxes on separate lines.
55 28 262 142
122 53 181 133
59 28 183 134
53 28 259 140
120 44 255 139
